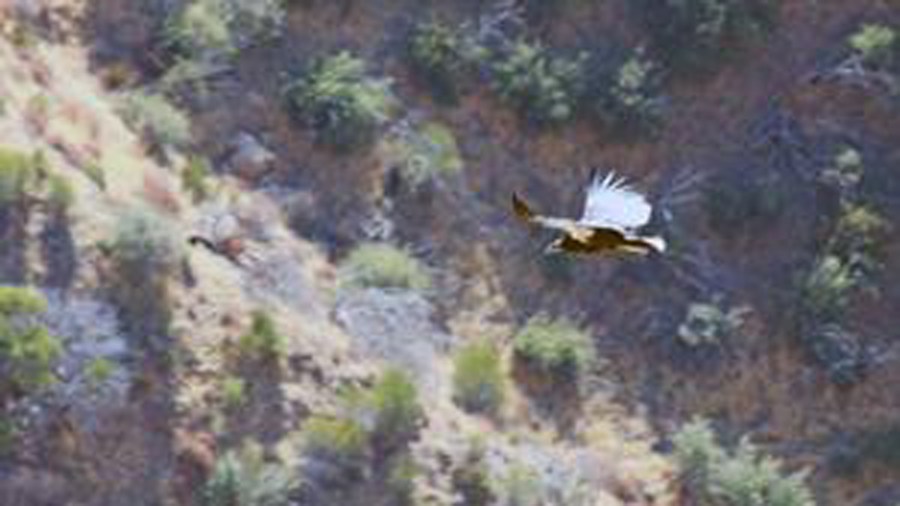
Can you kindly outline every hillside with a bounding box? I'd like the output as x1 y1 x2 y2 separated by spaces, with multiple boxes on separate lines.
1 1 899 505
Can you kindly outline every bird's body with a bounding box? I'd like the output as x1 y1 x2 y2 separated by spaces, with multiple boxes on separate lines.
512 171 666 257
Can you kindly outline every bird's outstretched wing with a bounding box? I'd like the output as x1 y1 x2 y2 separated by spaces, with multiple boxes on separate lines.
578 171 652 230
512 193 587 239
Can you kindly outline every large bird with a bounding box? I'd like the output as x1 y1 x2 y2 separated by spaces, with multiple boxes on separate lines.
512 171 666 256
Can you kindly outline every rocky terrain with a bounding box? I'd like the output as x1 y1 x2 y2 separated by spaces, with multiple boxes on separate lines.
0 0 899 505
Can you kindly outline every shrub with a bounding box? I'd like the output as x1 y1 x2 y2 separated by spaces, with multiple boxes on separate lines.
672 418 814 506
828 203 889 260
849 24 898 71
85 357 116 387
182 155 212 203
201 442 294 506
82 162 106 191
302 415 368 466
221 375 247 409
820 147 864 194
799 254 857 321
677 301 749 347
0 147 37 207
635 0 774 74
452 341 505 415
594 49 664 137
46 174 75 215
452 437 494 506
381 121 463 187
490 39 586 125
163 0 234 59
513 315 592 382
365 369 424 454
386 454 419 505
285 52 393 151
0 286 62 393
339 243 431 291
237 310 285 361
408 20 482 103
110 208 182 277
119 92 192 151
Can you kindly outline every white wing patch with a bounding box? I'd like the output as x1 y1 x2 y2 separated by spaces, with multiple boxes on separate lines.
578 171 653 230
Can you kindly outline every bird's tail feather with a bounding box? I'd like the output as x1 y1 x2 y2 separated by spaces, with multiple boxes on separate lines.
640 235 667 253
511 193 536 223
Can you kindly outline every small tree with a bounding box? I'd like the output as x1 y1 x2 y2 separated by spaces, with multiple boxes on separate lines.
513 315 592 383
285 51 393 151
408 20 483 103
119 92 192 151
237 310 286 361
849 24 898 71
365 369 424 455
201 442 294 506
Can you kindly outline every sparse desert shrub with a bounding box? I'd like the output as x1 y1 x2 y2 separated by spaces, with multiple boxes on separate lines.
201 442 294 506
85 357 115 387
490 39 586 125
237 310 285 361
799 254 857 321
408 20 483 103
512 315 592 382
386 454 419 505
110 208 182 277
672 418 814 506
46 174 75 215
364 369 424 454
452 437 494 506
119 92 192 151
593 49 664 137
302 415 368 467
0 147 37 208
221 375 247 409
677 301 749 347
164 0 234 59
635 0 774 74
339 243 431 291
828 203 889 261
452 341 505 415
182 155 212 203
0 286 62 394
285 51 393 151
849 24 898 71
494 464 542 506
381 121 463 187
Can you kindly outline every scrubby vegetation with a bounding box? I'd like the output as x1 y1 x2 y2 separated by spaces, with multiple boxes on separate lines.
339 243 430 291
285 52 394 151
163 0 285 61
849 23 898 72
678 301 749 347
0 286 62 395
408 20 483 103
119 92 193 151
200 442 294 506
490 39 586 126
0 147 38 208
381 121 463 187
452 341 505 415
513 315 592 383
237 310 285 362
673 418 814 506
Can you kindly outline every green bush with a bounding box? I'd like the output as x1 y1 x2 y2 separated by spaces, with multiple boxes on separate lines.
302 415 368 465
365 369 424 453
452 341 505 415
119 92 192 151
636 0 774 74
85 357 116 387
800 254 857 321
512 315 592 382
110 208 182 277
672 418 814 506
408 20 483 103
594 49 663 137
381 122 463 187
201 442 294 506
182 155 212 203
828 203 889 260
285 51 393 151
386 454 419 505
0 286 62 393
677 301 749 347
490 39 586 125
849 24 898 71
221 375 247 409
163 0 285 61
237 310 285 361
339 243 431 291
46 174 75 215
0 147 38 208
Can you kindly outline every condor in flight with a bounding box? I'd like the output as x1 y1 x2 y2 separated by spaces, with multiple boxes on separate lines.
512 171 666 257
